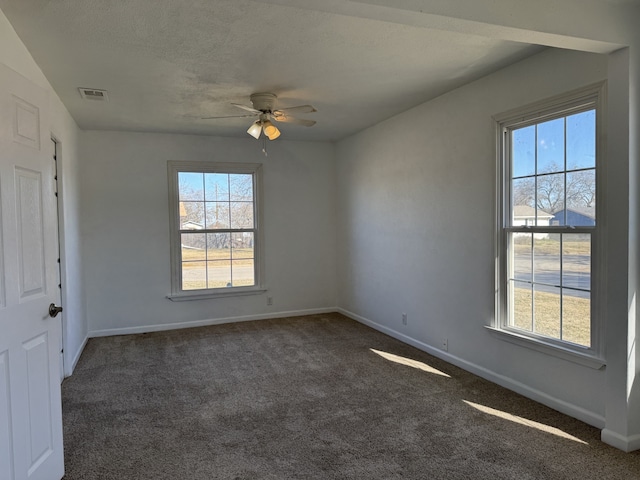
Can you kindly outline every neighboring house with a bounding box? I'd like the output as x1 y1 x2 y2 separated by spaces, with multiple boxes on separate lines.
180 220 205 250
182 220 204 230
512 205 553 227
512 205 553 238
551 206 596 226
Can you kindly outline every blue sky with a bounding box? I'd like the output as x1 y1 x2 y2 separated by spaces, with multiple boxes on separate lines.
178 172 253 202
512 109 595 178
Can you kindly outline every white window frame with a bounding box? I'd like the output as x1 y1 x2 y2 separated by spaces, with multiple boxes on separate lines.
166 161 265 301
492 83 606 368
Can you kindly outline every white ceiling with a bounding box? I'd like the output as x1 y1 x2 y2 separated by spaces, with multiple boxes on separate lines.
0 0 544 142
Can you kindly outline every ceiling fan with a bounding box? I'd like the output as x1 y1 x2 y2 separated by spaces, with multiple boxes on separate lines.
202 93 317 140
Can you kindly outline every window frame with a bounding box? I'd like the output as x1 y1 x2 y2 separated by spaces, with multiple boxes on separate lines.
166 161 265 301
493 83 606 368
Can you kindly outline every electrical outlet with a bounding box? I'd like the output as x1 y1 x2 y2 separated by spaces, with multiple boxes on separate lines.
267 296 273 306
441 338 448 351
402 313 407 325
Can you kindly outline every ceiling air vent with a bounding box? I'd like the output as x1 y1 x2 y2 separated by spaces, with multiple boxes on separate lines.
78 88 109 101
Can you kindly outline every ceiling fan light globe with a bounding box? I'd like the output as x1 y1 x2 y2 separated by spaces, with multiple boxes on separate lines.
247 121 262 139
262 120 277 135
266 127 281 140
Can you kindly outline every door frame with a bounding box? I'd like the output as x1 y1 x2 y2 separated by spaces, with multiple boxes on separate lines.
51 137 65 379
51 135 72 378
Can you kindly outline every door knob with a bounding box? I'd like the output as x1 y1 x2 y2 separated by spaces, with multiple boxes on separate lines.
48 303 63 318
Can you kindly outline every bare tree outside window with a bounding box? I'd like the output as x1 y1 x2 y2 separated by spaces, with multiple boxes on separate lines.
512 165 595 214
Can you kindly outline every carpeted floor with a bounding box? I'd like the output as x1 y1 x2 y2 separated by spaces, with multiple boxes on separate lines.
62 313 640 479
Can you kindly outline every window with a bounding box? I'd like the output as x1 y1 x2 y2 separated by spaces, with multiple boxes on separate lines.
495 84 603 362
167 162 264 300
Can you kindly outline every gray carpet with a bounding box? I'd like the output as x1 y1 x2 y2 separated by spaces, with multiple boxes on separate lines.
62 313 640 479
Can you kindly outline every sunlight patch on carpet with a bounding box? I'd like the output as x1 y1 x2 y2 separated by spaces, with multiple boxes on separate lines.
370 349 451 377
463 400 588 444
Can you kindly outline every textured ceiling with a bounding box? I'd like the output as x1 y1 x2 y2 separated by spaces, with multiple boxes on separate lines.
0 0 543 141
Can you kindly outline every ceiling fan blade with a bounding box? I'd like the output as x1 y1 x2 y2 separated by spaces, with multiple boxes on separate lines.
273 115 316 127
201 114 258 120
274 105 317 115
232 103 261 114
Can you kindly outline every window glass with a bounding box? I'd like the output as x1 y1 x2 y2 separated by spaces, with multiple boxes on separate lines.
537 118 565 174
567 110 596 170
179 172 204 200
170 163 262 296
512 125 535 178
502 102 597 350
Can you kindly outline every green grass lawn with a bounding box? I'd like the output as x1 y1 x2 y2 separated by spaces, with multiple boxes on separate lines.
181 247 254 265
512 287 590 347
513 239 590 256
181 247 255 290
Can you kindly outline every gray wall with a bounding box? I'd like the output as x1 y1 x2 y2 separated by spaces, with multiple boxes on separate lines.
79 131 337 335
335 48 609 423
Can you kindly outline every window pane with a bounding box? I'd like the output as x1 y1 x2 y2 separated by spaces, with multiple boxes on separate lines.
230 174 253 201
207 261 231 289
207 233 231 261
512 178 535 224
566 170 596 225
510 280 532 331
181 233 206 258
566 110 595 170
179 172 204 201
549 210 564 226
230 202 254 229
537 118 565 174
232 232 254 259
182 261 206 290
180 202 205 229
206 202 230 229
503 99 597 350
512 233 532 283
205 173 229 202
232 259 255 287
562 234 591 290
512 125 535 178
172 164 261 295
536 173 564 218
509 281 533 332
562 289 591 347
534 285 561 339
534 234 560 286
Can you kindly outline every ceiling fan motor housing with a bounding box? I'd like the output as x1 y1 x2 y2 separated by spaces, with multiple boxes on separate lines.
250 93 277 112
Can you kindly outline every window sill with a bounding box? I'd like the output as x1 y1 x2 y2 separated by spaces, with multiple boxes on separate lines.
167 287 267 302
485 326 606 370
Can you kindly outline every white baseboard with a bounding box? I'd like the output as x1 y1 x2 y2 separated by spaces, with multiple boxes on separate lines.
601 429 640 452
65 334 88 378
88 307 337 338
337 307 606 429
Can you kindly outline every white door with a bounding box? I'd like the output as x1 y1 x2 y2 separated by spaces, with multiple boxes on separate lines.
0 64 64 480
